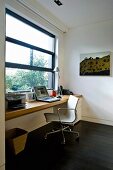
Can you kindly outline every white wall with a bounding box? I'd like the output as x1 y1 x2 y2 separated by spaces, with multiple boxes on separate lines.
64 20 113 125
0 0 5 169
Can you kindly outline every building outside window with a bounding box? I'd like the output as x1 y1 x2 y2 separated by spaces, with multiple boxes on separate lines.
5 9 56 92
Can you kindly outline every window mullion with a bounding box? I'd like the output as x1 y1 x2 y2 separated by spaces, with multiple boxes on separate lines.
6 37 54 56
30 49 33 66
5 62 53 72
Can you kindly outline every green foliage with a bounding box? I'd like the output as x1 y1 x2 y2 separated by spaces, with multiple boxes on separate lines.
6 56 49 91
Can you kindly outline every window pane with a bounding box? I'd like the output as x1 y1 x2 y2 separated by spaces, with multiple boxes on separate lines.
33 50 52 68
6 42 30 65
6 14 54 52
6 68 52 92
6 42 52 68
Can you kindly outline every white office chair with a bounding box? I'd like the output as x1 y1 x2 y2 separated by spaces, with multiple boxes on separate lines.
44 95 79 144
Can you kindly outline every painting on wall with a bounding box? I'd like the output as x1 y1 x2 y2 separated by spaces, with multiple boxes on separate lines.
80 51 110 76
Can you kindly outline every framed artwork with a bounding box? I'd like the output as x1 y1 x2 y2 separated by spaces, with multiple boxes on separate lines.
80 52 110 76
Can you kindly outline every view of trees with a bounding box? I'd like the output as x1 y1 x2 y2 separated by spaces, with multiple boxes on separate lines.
6 55 49 92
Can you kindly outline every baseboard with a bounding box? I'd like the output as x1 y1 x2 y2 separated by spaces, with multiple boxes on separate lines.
82 116 113 126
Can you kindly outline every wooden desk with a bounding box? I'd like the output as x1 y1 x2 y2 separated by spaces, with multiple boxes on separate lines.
5 95 82 121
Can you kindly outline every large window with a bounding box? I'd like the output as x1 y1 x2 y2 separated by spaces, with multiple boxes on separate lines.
5 9 56 92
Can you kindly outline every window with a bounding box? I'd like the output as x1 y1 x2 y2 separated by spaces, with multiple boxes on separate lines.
5 9 56 92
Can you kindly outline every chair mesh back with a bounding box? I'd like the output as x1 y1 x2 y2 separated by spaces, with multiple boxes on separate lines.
67 95 79 122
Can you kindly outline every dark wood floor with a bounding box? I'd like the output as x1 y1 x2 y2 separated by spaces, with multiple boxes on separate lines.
6 120 113 170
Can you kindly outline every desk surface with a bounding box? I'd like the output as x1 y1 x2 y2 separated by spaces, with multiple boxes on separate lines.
5 95 82 121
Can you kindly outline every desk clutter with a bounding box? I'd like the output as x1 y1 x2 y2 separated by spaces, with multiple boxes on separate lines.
5 87 60 110
5 83 75 110
5 85 74 110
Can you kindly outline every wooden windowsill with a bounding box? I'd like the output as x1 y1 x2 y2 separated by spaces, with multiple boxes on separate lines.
5 94 82 121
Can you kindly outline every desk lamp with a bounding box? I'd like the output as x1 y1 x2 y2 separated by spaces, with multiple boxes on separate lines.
54 67 62 97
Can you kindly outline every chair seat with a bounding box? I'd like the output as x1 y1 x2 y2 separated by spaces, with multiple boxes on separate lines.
44 112 77 125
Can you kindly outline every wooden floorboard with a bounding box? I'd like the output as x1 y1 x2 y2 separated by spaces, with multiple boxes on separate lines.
6 120 113 170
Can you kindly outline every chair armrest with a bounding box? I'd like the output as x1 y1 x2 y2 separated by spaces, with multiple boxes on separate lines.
57 108 76 118
58 108 75 114
58 108 75 111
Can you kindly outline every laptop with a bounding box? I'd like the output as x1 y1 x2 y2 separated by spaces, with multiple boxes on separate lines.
34 86 60 102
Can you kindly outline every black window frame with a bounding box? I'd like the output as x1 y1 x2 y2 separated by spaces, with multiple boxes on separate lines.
5 8 56 89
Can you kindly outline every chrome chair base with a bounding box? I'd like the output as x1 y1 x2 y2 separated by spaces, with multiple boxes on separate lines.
45 125 79 144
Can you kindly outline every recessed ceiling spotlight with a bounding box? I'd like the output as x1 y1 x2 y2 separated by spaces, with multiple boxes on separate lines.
54 0 63 6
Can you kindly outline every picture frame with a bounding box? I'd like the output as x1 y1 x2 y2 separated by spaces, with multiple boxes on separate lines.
80 52 110 76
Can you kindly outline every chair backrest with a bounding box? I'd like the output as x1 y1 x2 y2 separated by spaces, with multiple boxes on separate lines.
66 95 79 123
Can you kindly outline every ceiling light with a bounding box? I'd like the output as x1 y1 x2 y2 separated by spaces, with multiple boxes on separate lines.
54 0 63 6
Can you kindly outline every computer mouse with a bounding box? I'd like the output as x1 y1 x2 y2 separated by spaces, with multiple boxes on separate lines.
57 96 62 98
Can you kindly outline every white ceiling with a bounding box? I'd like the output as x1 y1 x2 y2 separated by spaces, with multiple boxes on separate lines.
36 0 113 28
